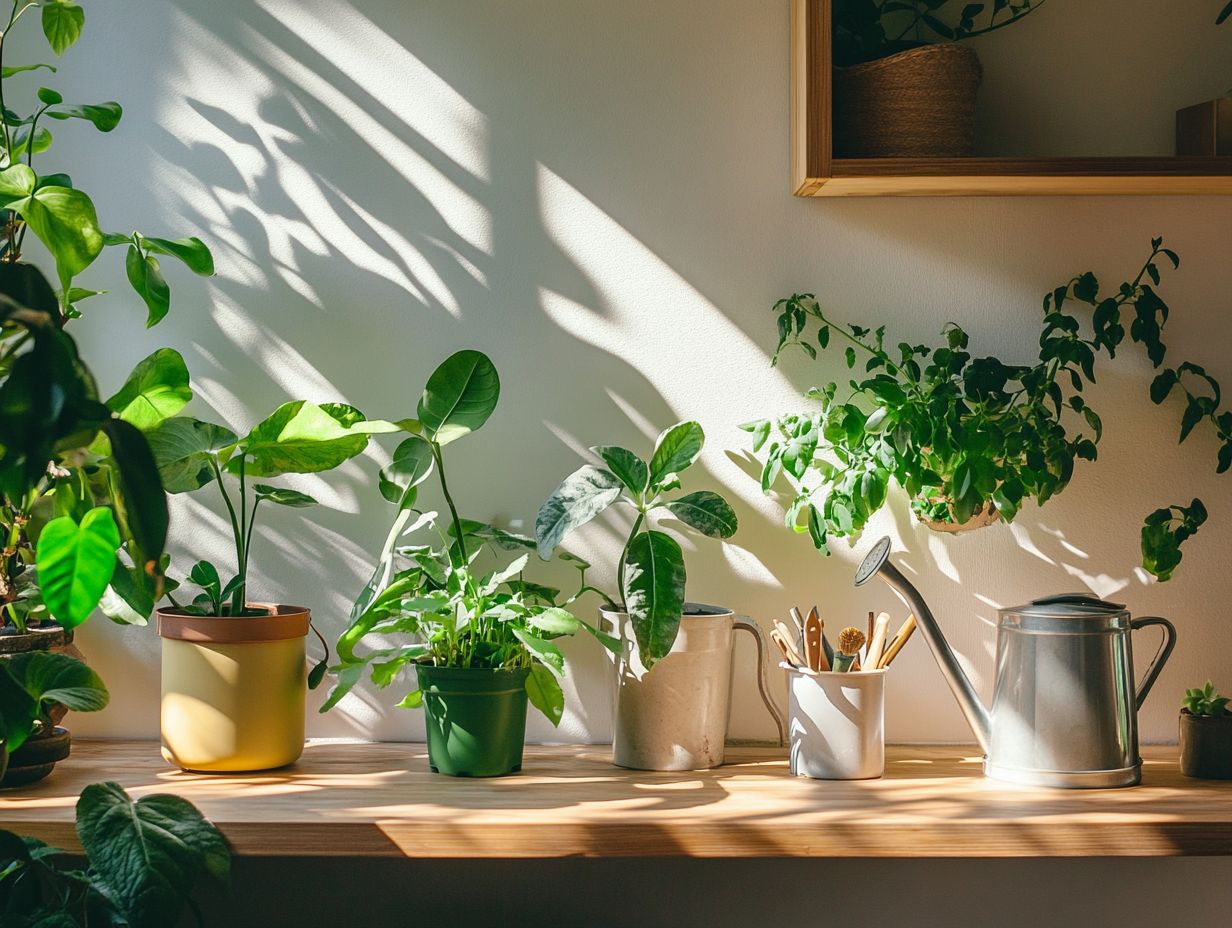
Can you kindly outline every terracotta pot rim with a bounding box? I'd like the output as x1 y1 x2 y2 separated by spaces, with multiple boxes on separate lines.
836 42 981 75
156 603 310 643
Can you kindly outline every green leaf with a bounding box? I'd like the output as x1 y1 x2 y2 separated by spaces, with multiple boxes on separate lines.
664 490 738 539
41 1 84 56
12 126 52 158
141 235 214 275
525 663 564 726
45 101 122 132
512 627 565 675
417 349 500 445
146 417 237 493
534 464 622 559
100 560 156 626
253 484 317 507
591 445 648 496
233 401 369 477
8 184 103 291
106 348 192 429
378 435 435 509
126 245 170 327
0 163 36 205
647 421 704 490
527 606 580 635
76 782 230 926
103 418 170 566
0 664 40 753
4 650 109 713
35 507 122 628
1 63 57 78
319 662 366 713
621 530 686 667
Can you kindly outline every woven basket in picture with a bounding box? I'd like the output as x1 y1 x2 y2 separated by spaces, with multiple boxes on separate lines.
833 43 983 158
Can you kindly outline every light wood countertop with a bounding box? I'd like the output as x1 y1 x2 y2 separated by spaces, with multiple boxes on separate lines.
2 742 1229 858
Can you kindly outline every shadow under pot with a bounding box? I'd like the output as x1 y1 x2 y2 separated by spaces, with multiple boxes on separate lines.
0 625 79 788
157 605 310 773
416 664 529 778
832 43 983 158
600 604 784 772
1180 710 1232 780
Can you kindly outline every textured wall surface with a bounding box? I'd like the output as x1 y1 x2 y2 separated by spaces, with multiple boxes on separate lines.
32 0 1230 746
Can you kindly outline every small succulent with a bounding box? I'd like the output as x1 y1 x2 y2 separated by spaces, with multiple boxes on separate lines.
1182 681 1230 717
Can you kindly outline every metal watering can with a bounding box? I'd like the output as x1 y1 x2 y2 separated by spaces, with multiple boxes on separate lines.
855 537 1177 788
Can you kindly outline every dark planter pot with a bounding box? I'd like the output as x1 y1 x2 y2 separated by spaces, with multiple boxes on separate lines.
1179 710 1232 779
417 664 529 778
833 43 984 158
1 727 71 788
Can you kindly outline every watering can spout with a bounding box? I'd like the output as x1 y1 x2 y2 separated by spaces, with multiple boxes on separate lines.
854 537 992 754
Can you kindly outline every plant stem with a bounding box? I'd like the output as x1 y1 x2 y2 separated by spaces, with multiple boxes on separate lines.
209 459 243 614
0 0 21 165
234 458 247 612
431 442 467 567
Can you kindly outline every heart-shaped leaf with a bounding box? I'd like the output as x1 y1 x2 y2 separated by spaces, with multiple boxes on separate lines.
417 349 500 445
534 464 622 559
4 650 109 713
125 245 170 327
664 490 738 538
647 421 704 490
141 235 215 275
35 507 122 628
621 530 686 667
76 782 230 926
106 348 191 429
41 1 84 56
146 417 237 493
9 184 103 290
233 401 369 477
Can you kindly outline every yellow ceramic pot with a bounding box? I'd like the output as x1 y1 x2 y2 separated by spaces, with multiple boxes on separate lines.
157 605 310 772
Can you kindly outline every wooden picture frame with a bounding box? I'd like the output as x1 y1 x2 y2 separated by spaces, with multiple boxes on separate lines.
791 0 1232 197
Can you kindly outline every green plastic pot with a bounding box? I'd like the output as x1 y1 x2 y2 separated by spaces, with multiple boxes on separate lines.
416 664 529 777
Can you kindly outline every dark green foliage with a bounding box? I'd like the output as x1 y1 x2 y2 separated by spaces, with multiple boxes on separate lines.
1182 680 1230 717
750 239 1225 581
833 0 1044 67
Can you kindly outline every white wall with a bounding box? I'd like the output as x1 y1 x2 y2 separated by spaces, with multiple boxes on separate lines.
36 0 1231 747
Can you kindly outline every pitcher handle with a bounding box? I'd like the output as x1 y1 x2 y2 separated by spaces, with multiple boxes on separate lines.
734 617 786 747
1130 615 1178 710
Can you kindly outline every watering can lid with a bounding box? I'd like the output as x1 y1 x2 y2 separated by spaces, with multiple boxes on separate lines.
1005 593 1127 618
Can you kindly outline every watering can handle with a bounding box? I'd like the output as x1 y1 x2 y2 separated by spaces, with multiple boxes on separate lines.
734 618 787 748
1130 615 1177 709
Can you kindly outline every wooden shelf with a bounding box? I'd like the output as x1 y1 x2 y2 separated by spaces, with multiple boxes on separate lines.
791 1 1232 197
2 741 1230 859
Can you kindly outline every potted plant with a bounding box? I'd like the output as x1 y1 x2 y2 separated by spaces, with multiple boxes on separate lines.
1179 681 1232 780
323 350 614 777
536 423 782 771
745 238 1227 581
146 402 379 772
0 650 107 786
0 781 228 926
831 0 1044 157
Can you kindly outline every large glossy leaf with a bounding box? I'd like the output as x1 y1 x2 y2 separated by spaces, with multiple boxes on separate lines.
0 663 39 753
41 1 84 56
106 348 191 429
9 184 103 290
4 651 109 713
621 530 686 667
46 101 122 132
103 418 170 566
35 507 122 628
535 465 623 560
664 490 738 539
146 417 237 493
417 349 500 445
232 401 368 477
591 445 648 496
125 245 170 327
512 628 564 676
76 782 230 927
647 421 704 490
379 435 435 509
525 663 564 726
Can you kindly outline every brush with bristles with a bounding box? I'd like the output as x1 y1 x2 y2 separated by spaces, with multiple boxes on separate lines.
832 626 866 673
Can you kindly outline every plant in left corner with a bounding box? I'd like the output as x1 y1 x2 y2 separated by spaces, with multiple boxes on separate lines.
0 782 229 927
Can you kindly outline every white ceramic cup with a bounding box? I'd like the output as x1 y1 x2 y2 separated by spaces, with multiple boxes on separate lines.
784 663 885 779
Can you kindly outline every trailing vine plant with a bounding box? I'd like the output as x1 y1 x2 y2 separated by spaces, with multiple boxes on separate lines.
744 238 1229 581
